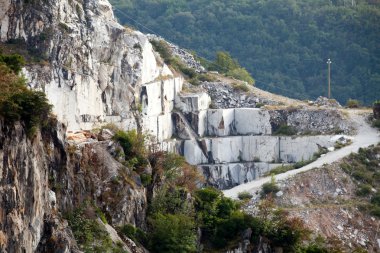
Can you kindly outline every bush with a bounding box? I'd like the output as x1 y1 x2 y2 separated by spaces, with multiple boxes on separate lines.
346 99 360 108
261 182 280 197
227 68 255 85
113 130 147 168
261 177 280 197
372 119 380 129
356 184 372 196
0 53 25 74
120 224 147 245
232 82 250 92
0 62 52 137
273 124 297 136
66 203 124 252
148 213 197 253
268 165 294 175
371 192 380 206
238 191 253 200
140 173 152 186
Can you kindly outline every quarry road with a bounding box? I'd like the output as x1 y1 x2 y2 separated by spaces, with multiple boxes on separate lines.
223 110 380 199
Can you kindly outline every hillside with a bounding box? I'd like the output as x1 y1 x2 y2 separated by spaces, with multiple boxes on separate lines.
110 0 380 105
1 0 379 252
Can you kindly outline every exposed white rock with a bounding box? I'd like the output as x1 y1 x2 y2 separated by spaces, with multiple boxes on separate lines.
176 92 211 113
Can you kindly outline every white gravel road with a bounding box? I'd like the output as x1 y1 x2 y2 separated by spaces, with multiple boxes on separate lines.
223 110 380 199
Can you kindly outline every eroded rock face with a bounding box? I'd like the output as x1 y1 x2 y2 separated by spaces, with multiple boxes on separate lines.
0 119 78 253
1 0 182 135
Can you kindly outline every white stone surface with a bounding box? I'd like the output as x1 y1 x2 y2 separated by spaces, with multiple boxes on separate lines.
176 93 211 113
204 108 272 137
207 109 235 136
182 135 335 165
1 0 184 137
234 108 272 135
200 162 278 189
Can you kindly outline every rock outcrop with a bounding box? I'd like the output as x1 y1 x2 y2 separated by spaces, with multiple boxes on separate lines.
0 118 79 252
1 0 183 139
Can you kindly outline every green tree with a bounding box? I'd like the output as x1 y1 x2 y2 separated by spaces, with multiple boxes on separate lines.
148 213 197 253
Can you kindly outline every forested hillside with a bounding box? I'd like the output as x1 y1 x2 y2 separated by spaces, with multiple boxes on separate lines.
110 0 380 105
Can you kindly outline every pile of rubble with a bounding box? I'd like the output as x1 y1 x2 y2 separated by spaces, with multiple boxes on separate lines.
67 128 114 145
201 81 277 109
311 96 342 108
147 34 205 73
251 164 380 252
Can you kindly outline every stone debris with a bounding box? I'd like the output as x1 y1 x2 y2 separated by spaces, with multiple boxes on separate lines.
245 164 380 252
147 34 206 73
201 81 277 109
313 96 342 108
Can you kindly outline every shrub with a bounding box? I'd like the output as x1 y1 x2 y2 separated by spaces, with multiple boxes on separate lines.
0 62 52 137
261 176 280 197
356 184 372 196
268 165 295 175
148 213 197 253
232 82 250 92
66 203 124 252
371 192 380 206
346 99 360 108
113 130 147 168
372 119 380 129
140 173 152 186
238 191 253 200
197 73 216 82
0 53 25 74
273 124 297 136
227 68 255 85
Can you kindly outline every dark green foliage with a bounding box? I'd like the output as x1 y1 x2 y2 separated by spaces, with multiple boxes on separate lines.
119 224 147 245
341 145 380 216
356 183 372 196
113 130 147 169
372 119 380 129
210 51 255 84
148 213 197 253
261 181 280 197
140 173 152 186
0 53 25 74
112 0 380 105
150 39 197 79
66 203 127 253
0 57 52 137
237 191 253 200
273 124 297 136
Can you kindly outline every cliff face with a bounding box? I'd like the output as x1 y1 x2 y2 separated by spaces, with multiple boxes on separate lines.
0 118 77 252
1 0 182 135
0 118 148 252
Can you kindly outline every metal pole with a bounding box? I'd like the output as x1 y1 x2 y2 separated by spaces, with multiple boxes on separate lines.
327 59 332 99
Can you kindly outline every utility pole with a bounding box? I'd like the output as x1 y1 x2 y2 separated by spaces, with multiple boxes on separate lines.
327 58 332 99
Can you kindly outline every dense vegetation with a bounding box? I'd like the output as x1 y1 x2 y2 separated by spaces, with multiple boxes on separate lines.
106 129 346 252
111 0 380 105
341 144 380 217
0 51 51 137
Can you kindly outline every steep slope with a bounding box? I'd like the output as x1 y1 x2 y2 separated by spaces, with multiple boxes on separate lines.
1 0 182 136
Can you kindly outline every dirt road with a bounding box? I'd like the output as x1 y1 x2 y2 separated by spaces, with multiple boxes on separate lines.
223 110 379 199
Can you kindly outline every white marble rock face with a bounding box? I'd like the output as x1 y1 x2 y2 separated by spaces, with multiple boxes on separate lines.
0 0 184 142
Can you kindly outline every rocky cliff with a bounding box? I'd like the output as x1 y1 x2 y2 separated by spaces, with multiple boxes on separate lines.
1 0 182 139
1 0 355 192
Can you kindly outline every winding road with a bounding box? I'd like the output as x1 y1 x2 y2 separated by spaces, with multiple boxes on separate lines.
223 110 380 199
